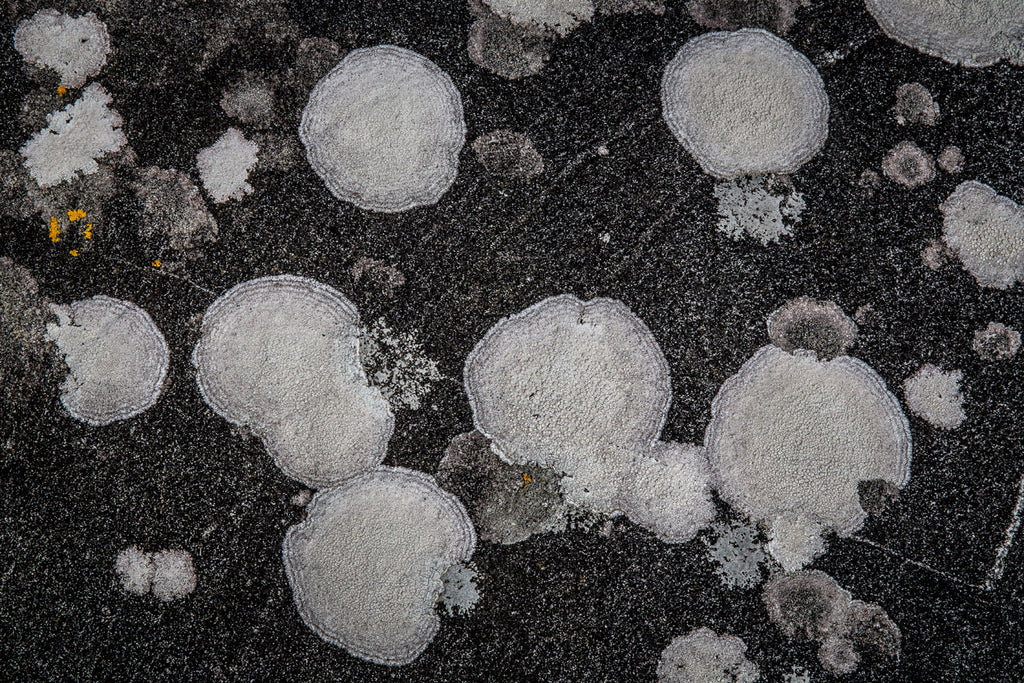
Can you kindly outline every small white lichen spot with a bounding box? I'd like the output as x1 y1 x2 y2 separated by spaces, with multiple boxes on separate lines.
705 345 911 568
937 146 965 174
196 128 259 203
940 181 1024 290
483 0 595 36
714 175 805 244
973 322 1021 361
300 45 466 213
14 10 111 88
705 519 768 589
360 318 442 411
864 0 1024 67
150 549 197 602
464 295 671 505
282 467 476 666
115 546 155 596
192 276 394 488
47 296 169 426
903 363 966 430
767 297 858 360
662 29 828 178
439 562 481 616
19 83 126 188
882 141 935 188
657 628 759 683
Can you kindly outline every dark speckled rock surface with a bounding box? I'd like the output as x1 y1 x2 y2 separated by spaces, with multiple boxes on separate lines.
2 0 1023 680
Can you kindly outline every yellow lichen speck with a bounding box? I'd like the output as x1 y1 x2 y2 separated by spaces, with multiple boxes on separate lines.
49 216 60 242
521 472 533 490
69 249 79 257
152 260 162 268
83 224 93 239
57 86 67 97
67 209 86 222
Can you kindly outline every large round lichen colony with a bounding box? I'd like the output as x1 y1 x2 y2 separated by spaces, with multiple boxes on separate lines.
47 295 169 426
282 468 476 666
300 45 466 213
705 345 911 569
192 275 393 488
661 29 828 178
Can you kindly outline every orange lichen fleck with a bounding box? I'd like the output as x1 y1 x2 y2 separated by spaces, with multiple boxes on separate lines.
521 472 533 490
68 209 86 222
83 224 93 239
69 249 79 257
152 260 162 268
49 216 61 242
57 86 67 97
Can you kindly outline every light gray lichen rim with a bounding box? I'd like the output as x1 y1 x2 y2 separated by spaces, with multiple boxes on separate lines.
463 294 673 467
282 467 477 665
299 45 466 213
704 345 911 534
661 29 829 178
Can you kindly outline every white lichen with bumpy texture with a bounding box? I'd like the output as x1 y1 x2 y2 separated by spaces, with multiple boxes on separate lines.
940 181 1024 290
864 0 1024 67
662 29 828 179
196 128 258 203
115 546 155 596
150 550 197 602
465 295 713 539
115 547 196 601
282 467 476 666
483 0 595 36
47 296 169 426
300 46 466 213
133 166 218 250
192 276 393 488
657 628 759 683
20 84 126 188
714 175 805 244
14 10 111 88
705 345 911 569
902 363 965 430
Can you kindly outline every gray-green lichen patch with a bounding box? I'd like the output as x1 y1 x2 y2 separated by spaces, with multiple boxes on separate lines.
435 430 568 545
657 627 759 683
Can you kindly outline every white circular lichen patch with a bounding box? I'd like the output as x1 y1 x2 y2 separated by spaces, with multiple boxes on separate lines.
902 363 965 430
705 345 911 569
192 275 393 488
940 181 1024 290
47 296 169 426
282 467 476 666
300 45 466 213
661 29 828 179
864 0 1024 67
14 10 111 88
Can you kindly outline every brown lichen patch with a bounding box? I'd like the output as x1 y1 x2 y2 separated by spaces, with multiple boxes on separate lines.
685 0 807 35
472 129 545 179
